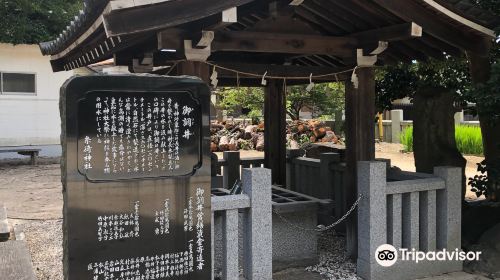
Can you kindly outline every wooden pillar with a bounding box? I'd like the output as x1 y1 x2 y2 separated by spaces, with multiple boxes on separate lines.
345 67 376 258
176 61 210 82
264 80 286 185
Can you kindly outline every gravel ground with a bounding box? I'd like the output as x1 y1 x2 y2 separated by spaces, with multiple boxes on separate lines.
20 219 63 280
0 144 488 280
306 231 360 280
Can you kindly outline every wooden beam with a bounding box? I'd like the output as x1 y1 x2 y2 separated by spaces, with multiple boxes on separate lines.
212 31 357 57
214 63 351 80
372 0 491 53
344 67 376 258
301 1 356 33
264 80 287 185
157 22 428 62
175 61 210 83
350 22 422 42
103 0 255 36
295 8 344 35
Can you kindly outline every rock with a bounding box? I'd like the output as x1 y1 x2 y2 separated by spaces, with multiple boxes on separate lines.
210 142 218 152
218 136 229 151
313 127 327 139
321 131 338 143
255 134 265 151
464 222 500 278
289 140 300 150
211 119 342 152
228 138 237 151
244 125 256 139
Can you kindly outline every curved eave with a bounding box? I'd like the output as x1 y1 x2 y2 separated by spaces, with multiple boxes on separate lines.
433 0 500 31
419 0 496 38
39 0 111 56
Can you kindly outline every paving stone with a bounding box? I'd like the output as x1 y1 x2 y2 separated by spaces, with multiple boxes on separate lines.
417 271 491 280
0 240 37 280
273 268 325 280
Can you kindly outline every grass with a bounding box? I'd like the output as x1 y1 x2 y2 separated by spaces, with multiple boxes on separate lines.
400 126 414 153
400 125 483 155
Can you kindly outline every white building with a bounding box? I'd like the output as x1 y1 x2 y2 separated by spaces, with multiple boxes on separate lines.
0 43 74 149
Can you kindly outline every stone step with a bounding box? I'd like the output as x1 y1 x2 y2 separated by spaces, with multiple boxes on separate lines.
0 240 37 280
0 203 10 241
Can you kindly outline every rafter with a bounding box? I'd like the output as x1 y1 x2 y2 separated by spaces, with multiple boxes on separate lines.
372 0 491 53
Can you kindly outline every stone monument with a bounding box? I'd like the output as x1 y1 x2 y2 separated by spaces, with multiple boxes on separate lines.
60 74 211 280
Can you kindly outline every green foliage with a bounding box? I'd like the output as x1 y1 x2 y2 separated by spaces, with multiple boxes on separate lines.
400 125 483 155
375 63 418 112
375 57 471 112
464 63 500 125
469 159 500 200
286 82 344 120
400 126 414 153
218 83 345 121
0 0 82 44
455 126 484 155
218 87 264 118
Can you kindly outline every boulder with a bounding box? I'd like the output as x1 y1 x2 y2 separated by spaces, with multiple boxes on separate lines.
465 222 500 278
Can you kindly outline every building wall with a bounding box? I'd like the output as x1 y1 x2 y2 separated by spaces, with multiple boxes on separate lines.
0 43 74 146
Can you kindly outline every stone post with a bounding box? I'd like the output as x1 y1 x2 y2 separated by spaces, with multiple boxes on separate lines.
0 203 9 241
434 166 462 252
390 109 403 143
357 161 387 280
222 209 239 279
241 168 272 280
454 111 464 125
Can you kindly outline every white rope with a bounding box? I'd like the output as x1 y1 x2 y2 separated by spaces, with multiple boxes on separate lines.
202 61 366 80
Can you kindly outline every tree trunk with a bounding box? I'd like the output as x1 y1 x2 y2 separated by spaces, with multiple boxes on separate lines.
467 51 500 199
413 86 467 199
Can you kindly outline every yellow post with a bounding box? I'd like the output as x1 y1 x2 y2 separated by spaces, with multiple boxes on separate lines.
378 113 384 141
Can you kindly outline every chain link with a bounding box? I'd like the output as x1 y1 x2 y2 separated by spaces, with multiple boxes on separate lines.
272 194 362 232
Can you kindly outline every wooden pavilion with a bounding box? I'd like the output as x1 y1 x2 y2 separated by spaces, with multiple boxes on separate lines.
40 0 497 256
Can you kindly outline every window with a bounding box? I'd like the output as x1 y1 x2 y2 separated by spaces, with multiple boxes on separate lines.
0 72 36 95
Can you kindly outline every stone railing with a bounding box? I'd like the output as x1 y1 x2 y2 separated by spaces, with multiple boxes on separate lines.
211 168 272 280
357 161 462 280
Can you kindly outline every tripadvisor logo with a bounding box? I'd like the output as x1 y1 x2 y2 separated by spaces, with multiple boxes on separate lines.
375 244 481 267
375 244 398 267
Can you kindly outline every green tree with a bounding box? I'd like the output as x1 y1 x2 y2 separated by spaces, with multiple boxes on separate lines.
286 83 344 120
375 57 471 112
218 87 264 118
0 0 82 44
376 57 472 200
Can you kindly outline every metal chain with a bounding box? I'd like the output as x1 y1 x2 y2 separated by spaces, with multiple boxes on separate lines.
272 194 362 232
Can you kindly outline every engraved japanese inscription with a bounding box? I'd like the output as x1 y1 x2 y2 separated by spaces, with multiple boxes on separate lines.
78 92 201 180
61 75 211 280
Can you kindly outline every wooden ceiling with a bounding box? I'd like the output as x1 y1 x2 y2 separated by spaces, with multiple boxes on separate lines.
39 0 496 85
